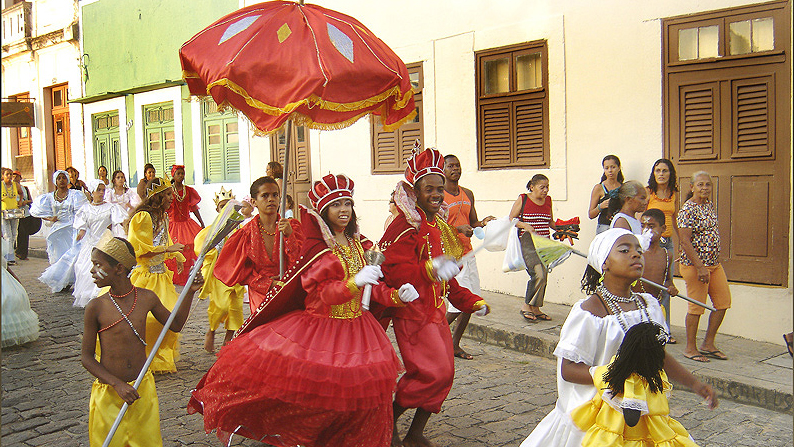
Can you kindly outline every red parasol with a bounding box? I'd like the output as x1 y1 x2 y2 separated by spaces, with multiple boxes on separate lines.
179 0 416 134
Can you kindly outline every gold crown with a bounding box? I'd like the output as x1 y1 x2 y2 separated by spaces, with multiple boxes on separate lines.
214 186 236 207
146 177 172 199
96 230 137 270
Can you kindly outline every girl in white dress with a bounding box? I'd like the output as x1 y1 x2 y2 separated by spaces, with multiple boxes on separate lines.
105 170 141 235
72 180 127 307
29 170 88 264
519 228 716 447
1 240 39 348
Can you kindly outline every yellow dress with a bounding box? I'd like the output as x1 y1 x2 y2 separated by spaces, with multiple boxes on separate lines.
194 227 245 332
128 211 186 374
89 370 162 447
571 362 698 447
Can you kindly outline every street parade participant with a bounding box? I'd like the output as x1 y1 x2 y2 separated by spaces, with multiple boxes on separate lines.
442 154 494 360
30 170 88 265
166 165 204 285
136 163 156 201
128 177 186 374
105 170 141 229
81 231 202 447
379 147 490 447
570 321 697 447
1 240 39 348
519 228 716 447
71 179 127 307
188 174 419 447
1 167 21 265
194 187 246 352
213 176 302 313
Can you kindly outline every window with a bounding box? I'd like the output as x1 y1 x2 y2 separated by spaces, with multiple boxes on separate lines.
202 100 240 183
143 102 176 176
10 93 33 179
371 62 423 174
729 17 774 55
476 41 549 170
93 111 122 174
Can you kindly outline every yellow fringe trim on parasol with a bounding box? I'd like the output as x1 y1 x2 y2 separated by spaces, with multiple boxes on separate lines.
182 70 414 117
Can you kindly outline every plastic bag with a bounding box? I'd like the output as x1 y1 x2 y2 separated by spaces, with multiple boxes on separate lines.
482 216 514 252
502 227 527 272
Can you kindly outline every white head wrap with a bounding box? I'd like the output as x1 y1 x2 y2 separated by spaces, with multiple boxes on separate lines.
86 178 104 193
52 170 69 185
587 228 635 274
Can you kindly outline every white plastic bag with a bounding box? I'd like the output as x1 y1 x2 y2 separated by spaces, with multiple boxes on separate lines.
502 227 527 272
482 216 514 252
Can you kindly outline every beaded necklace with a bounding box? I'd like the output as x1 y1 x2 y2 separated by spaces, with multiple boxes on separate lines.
54 189 69 202
1 181 15 200
596 283 651 332
98 287 147 346
258 218 277 237
173 184 187 202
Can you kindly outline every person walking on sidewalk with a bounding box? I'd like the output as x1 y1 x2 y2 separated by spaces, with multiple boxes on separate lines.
443 154 494 360
1 167 21 265
678 171 731 363
12 170 40 261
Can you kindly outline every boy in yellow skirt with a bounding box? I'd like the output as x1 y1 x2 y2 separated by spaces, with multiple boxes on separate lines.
196 187 246 352
81 231 202 446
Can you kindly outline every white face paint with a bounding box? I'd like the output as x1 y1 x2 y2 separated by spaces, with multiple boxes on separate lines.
96 268 108 279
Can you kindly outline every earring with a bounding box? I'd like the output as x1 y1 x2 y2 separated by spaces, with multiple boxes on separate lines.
599 270 606 283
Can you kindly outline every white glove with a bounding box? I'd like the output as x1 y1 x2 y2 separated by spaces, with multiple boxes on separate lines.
354 265 382 287
432 257 460 281
398 284 419 303
474 304 489 317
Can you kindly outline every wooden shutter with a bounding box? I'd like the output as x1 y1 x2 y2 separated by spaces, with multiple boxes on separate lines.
515 100 545 165
270 125 312 210
732 76 773 158
677 82 719 161
204 122 225 182
480 103 511 167
144 103 175 176
371 63 423 174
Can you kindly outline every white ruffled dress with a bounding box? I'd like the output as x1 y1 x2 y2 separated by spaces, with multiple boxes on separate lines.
520 294 667 447
1 241 39 348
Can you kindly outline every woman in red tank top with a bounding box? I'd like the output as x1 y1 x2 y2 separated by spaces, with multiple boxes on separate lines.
508 174 555 322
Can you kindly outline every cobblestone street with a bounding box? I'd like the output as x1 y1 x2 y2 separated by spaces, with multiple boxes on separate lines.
2 257 792 446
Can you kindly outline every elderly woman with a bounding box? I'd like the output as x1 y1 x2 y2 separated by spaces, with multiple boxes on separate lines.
678 171 731 363
30 170 88 265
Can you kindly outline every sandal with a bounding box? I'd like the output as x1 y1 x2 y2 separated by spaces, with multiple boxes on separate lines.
454 349 474 360
520 310 537 322
534 313 552 321
684 353 710 363
699 349 728 361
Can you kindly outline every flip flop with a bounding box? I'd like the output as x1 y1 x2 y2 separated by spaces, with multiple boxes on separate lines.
699 350 728 360
454 349 474 360
668 336 677 344
534 313 552 321
684 353 710 363
520 310 537 322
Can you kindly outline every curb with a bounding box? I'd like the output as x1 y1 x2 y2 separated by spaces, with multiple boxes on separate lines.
463 321 793 415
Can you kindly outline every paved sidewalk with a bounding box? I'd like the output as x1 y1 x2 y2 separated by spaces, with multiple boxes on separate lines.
24 235 793 414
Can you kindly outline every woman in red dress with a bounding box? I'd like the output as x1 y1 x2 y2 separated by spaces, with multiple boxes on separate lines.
165 165 204 285
188 174 419 447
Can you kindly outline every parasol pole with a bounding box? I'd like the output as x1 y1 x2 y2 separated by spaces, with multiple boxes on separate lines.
102 205 243 447
279 120 292 278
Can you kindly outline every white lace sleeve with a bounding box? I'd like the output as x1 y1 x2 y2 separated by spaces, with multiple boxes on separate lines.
553 301 604 366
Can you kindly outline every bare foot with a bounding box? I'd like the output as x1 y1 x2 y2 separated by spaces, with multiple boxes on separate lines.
204 330 215 352
223 330 235 346
402 433 438 447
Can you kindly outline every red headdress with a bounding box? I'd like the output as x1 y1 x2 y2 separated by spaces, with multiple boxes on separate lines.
404 140 444 186
171 164 185 178
308 173 354 212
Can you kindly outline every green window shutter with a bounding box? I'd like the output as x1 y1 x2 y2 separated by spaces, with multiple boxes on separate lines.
92 111 121 173
144 102 176 176
202 100 240 183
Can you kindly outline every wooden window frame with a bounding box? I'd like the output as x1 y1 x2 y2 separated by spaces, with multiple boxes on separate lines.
143 101 176 176
92 111 122 175
201 100 241 184
475 41 549 170
370 62 423 174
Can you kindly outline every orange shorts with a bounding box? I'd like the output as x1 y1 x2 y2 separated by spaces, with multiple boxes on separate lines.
680 263 731 315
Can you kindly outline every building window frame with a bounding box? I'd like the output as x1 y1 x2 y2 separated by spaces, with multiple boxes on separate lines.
201 100 240 184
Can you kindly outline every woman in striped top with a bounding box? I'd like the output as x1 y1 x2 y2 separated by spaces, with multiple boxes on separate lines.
509 174 556 322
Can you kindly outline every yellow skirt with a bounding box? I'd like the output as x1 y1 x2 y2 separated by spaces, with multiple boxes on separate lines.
89 370 162 447
130 266 180 373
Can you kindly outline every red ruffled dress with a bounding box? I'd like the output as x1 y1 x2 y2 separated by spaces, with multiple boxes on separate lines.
165 184 202 285
188 215 404 447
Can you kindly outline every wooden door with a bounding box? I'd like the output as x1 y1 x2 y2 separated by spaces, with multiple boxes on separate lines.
270 125 311 216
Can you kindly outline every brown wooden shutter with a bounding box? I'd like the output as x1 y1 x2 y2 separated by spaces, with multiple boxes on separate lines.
678 82 718 161
732 77 773 158
480 103 511 167
515 100 545 165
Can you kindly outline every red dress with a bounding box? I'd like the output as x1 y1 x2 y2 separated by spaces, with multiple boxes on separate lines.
379 207 485 413
188 210 404 447
213 216 303 313
165 184 202 285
